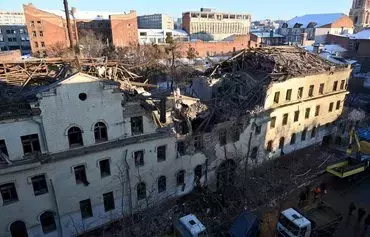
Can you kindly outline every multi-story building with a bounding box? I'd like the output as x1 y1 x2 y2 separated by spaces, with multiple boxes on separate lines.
137 14 174 30
23 4 138 56
349 0 370 32
138 29 189 44
277 13 354 45
0 12 26 25
250 31 285 47
182 8 251 41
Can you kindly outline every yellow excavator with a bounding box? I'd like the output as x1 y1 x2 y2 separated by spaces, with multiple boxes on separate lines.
326 126 370 178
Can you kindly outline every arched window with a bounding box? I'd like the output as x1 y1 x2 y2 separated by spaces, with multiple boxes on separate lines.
94 122 107 143
250 147 258 159
158 176 166 193
137 182 146 200
176 170 185 186
40 211 56 233
68 127 83 147
10 221 28 237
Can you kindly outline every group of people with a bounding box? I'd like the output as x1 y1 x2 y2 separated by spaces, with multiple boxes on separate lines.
298 182 327 207
348 202 370 232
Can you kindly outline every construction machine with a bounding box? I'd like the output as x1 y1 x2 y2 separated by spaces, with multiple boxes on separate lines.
326 126 370 178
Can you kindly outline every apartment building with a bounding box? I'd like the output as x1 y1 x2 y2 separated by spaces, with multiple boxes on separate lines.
138 29 189 44
0 12 25 25
182 8 251 41
349 0 370 32
137 14 174 30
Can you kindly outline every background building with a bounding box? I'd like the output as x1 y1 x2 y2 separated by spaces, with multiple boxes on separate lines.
182 8 251 41
138 29 188 44
137 14 174 30
250 31 284 47
0 11 26 25
349 0 370 32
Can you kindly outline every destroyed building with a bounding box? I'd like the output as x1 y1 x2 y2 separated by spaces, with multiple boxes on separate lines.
0 46 353 237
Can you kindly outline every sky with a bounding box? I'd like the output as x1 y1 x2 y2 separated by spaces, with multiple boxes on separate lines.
0 0 353 21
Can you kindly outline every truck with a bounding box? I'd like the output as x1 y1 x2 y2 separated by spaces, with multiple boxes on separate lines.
276 202 342 237
326 126 370 178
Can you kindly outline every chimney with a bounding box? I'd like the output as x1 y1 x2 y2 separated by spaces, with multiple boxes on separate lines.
160 98 167 123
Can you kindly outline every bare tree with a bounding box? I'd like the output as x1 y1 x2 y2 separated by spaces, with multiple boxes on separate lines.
186 45 199 60
46 42 73 58
78 30 106 58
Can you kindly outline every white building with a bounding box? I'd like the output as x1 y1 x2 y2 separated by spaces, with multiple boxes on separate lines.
0 12 25 25
138 29 189 44
137 14 174 30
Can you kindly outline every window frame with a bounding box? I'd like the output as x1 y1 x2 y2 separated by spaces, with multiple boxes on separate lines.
21 134 41 155
270 116 276 128
282 113 288 125
308 85 314 97
158 176 166 193
0 183 18 205
79 199 93 219
305 108 310 119
67 126 84 148
137 182 146 200
74 165 88 185
285 89 292 101
329 102 334 112
333 81 338 92
94 122 108 143
40 211 56 233
176 170 185 186
133 150 145 167
336 100 341 110
294 111 299 122
31 174 48 196
131 116 144 135
297 87 303 99
103 191 115 212
319 83 325 95
315 105 320 117
99 159 111 178
273 91 280 104
290 133 296 145
157 145 166 162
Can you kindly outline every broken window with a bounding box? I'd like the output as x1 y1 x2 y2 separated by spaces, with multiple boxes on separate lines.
103 191 115 212
308 85 314 97
319 83 325 95
177 141 186 156
282 113 288 125
194 135 203 149
31 174 48 196
279 137 285 149
311 127 317 138
273 91 280 104
270 117 276 128
158 176 166 193
305 108 310 119
329 102 334 112
336 100 341 110
131 116 143 135
333 81 338 91
137 182 146 200
251 147 258 159
0 183 18 205
68 127 83 147
134 150 144 167
340 80 345 90
74 165 89 185
21 134 41 155
266 140 273 152
94 122 107 143
40 211 56 233
297 87 303 99
315 105 320 117
176 170 185 186
290 133 296 145
99 159 111 178
301 129 307 141
0 140 8 157
219 129 227 146
157 145 166 162
286 89 292 101
79 199 93 219
294 111 299 122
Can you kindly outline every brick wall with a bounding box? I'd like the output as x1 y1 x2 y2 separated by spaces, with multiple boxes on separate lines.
0 50 21 62
110 11 138 48
326 34 350 49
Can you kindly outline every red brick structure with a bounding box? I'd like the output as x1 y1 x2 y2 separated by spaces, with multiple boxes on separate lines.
0 50 21 62
110 11 138 47
326 34 351 50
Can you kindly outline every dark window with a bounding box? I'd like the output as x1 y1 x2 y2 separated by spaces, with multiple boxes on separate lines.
251 147 258 159
32 30 37 37
282 113 288 125
267 140 273 152
137 182 146 200
177 141 186 156
340 80 345 90
131 116 143 135
103 191 115 212
74 165 89 185
79 199 93 219
194 135 203 149
21 134 41 155
99 159 111 177
308 85 314 97
274 91 280 104
329 102 334 112
68 127 83 147
270 116 276 128
286 89 292 101
78 93 87 101
30 21 35 27
333 81 338 91
134 150 144 167
301 129 307 141
94 122 107 143
305 108 310 119
0 183 18 205
40 41 45 47
158 176 166 193
219 129 227 146
315 105 320 116
37 20 41 25
40 211 56 233
39 31 43 37
0 140 8 157
279 137 285 149
297 87 303 99
319 83 324 95
157 145 166 162
290 133 296 145
31 175 48 196
177 170 185 186
254 125 261 135
336 100 341 110
294 111 299 122
311 127 317 138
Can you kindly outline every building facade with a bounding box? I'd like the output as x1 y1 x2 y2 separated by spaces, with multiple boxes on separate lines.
138 29 189 44
137 14 174 30
250 32 285 47
110 11 138 48
0 12 26 25
349 0 370 32
182 8 251 41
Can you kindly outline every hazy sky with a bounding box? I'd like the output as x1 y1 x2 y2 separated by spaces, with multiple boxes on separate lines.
0 0 353 21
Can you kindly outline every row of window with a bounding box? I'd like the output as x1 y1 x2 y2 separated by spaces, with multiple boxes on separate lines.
273 80 346 104
0 36 29 42
30 20 42 27
34 41 45 48
32 30 43 38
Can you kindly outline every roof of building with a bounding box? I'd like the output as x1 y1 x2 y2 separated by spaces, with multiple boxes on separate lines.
351 29 370 40
252 32 284 38
44 9 126 20
287 13 346 28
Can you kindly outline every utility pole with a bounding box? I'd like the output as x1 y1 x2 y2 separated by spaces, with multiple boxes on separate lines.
63 0 74 51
